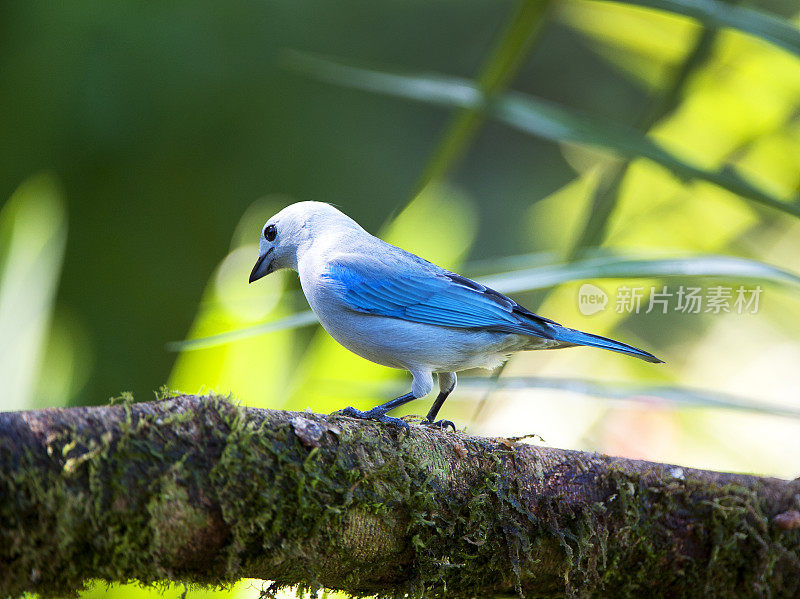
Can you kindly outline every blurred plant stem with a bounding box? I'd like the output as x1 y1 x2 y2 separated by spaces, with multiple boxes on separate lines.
586 0 800 58
287 54 800 218
168 250 800 351
405 0 553 425
459 376 800 420
571 23 719 255
471 24 721 426
410 0 552 201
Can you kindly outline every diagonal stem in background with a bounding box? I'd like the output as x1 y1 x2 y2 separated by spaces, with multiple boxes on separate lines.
571 20 719 254
471 22 725 426
411 0 553 200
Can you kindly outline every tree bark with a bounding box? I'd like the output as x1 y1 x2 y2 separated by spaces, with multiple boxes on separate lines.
1 395 798 598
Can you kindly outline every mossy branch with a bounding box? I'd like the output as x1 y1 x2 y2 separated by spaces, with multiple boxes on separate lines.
1 395 799 598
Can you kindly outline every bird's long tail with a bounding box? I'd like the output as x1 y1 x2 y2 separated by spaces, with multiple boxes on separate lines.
547 325 664 363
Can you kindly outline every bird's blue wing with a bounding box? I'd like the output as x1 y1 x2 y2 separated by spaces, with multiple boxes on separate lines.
321 257 662 363
322 259 557 338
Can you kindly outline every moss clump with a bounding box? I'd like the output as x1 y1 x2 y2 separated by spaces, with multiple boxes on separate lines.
588 468 800 598
147 473 221 570
0 394 235 596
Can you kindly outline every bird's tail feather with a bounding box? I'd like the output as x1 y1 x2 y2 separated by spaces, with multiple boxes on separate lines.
547 326 664 363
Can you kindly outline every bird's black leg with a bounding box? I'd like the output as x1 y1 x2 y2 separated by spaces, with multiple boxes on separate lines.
421 372 457 431
339 392 416 433
421 392 456 431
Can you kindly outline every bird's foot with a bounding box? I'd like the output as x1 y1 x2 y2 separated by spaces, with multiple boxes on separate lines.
339 406 411 434
420 418 457 432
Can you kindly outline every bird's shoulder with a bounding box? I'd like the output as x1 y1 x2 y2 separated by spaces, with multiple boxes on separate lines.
319 234 440 279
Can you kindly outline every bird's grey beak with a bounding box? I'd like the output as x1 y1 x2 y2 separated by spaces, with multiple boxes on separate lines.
249 251 273 283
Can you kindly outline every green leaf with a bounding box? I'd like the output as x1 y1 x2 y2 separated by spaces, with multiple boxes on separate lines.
0 174 67 410
167 251 800 351
282 52 800 219
478 251 800 293
458 376 800 420
165 311 318 351
587 0 800 59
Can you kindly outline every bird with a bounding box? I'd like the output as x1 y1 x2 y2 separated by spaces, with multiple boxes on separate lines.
249 201 663 432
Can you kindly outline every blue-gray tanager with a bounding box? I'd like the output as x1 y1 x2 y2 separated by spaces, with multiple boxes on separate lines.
249 202 662 431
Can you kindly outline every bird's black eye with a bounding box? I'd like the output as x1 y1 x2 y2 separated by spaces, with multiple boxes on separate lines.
264 224 276 242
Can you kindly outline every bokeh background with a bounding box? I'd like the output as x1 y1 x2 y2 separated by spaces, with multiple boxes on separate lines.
2 0 800 596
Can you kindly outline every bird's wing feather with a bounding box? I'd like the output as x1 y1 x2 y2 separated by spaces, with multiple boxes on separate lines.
322 257 557 338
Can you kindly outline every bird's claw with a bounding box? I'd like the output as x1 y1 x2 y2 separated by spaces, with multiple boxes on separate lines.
421 418 457 432
339 406 411 434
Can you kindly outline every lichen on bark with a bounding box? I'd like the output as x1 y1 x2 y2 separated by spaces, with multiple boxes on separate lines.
0 394 798 598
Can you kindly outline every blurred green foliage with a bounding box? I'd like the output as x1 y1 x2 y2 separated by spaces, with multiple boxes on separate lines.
2 0 800 596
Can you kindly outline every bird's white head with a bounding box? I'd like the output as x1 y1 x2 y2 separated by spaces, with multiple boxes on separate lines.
249 201 361 283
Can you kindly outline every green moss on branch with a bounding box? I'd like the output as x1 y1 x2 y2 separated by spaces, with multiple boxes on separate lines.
0 395 798 598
